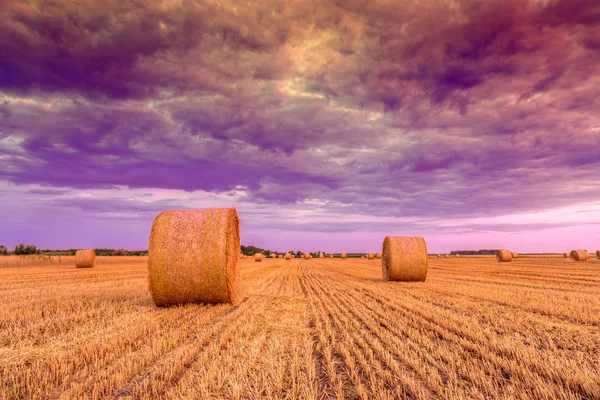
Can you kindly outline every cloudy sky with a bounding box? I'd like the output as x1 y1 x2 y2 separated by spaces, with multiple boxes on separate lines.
1 0 599 253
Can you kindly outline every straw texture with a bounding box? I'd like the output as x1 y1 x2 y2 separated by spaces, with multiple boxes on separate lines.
304 253 310 259
563 252 569 258
341 253 347 259
285 253 291 260
148 208 240 306
254 253 263 262
596 250 600 260
511 252 518 259
376 253 382 259
382 236 428 282
496 250 512 262
570 250 589 261
75 249 95 268
367 253 374 260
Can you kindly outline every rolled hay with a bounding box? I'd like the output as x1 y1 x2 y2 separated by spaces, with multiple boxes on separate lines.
570 250 590 261
496 250 512 262
285 253 292 260
563 252 569 258
304 253 311 259
148 208 239 306
341 253 347 259
511 252 518 259
367 253 375 260
382 236 428 282
271 254 277 258
279 255 283 259
75 249 96 268
254 253 263 262
320 253 324 258
596 250 600 260
455 254 460 258
436 254 440 258
330 254 333 258
376 253 382 259
443 254 448 258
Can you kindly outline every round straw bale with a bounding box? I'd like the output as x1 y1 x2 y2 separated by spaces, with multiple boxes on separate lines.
511 252 518 259
254 253 263 262
285 253 291 260
436 254 440 258
279 255 283 258
570 250 589 261
443 254 448 258
304 253 310 259
496 249 512 262
596 250 600 260
563 252 568 258
376 253 382 259
455 254 459 258
148 208 239 306
382 236 427 282
75 249 96 268
367 253 374 259
341 252 347 259
320 253 324 258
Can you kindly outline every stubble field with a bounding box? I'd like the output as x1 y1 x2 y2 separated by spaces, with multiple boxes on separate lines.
1 256 599 399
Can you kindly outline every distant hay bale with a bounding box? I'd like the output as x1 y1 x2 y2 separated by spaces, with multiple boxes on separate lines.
285 253 291 260
271 254 276 258
320 253 324 258
148 208 239 306
367 253 374 260
570 250 589 261
341 253 347 259
496 250 512 262
279 255 283 258
255 253 263 262
376 253 382 259
596 250 600 260
563 252 569 258
511 252 518 259
455 254 459 258
436 254 440 258
75 249 96 268
443 254 448 258
304 253 310 259
330 254 333 258
382 236 427 282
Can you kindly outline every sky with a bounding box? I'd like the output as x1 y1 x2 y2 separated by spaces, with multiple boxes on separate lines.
1 0 599 253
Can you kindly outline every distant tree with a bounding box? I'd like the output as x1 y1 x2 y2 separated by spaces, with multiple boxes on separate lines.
14 243 25 255
112 248 126 256
25 245 38 255
0 246 7 256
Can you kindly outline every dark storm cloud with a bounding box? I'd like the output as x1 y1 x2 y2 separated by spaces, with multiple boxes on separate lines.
1 0 600 229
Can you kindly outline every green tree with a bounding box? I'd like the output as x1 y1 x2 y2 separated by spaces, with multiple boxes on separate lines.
0 246 7 256
14 243 25 255
112 249 126 256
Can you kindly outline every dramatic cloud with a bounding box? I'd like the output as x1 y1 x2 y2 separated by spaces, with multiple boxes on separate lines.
1 0 599 251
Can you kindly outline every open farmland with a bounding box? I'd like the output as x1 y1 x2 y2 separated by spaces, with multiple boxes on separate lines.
1 256 599 399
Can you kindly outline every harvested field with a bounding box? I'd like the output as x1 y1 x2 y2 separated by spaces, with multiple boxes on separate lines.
1 256 599 399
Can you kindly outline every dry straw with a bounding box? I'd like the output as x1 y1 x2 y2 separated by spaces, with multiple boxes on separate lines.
382 236 428 282
320 253 324 258
455 254 460 258
254 253 263 262
341 253 347 259
367 253 374 260
596 250 600 260
570 250 589 262
511 252 518 259
304 253 311 259
376 253 382 259
496 250 512 262
285 253 291 260
563 252 569 258
75 249 96 268
436 254 440 258
443 254 448 258
148 208 239 306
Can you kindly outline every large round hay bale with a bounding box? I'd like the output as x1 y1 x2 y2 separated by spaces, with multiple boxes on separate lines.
367 253 374 260
511 252 518 259
75 249 96 268
330 254 333 258
436 254 440 258
376 253 382 259
254 253 263 262
304 253 310 259
320 253 324 258
596 250 600 260
563 252 569 258
496 250 512 262
382 236 427 282
148 208 239 306
455 254 459 258
570 250 589 261
341 253 347 259
285 253 291 260
443 254 448 258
